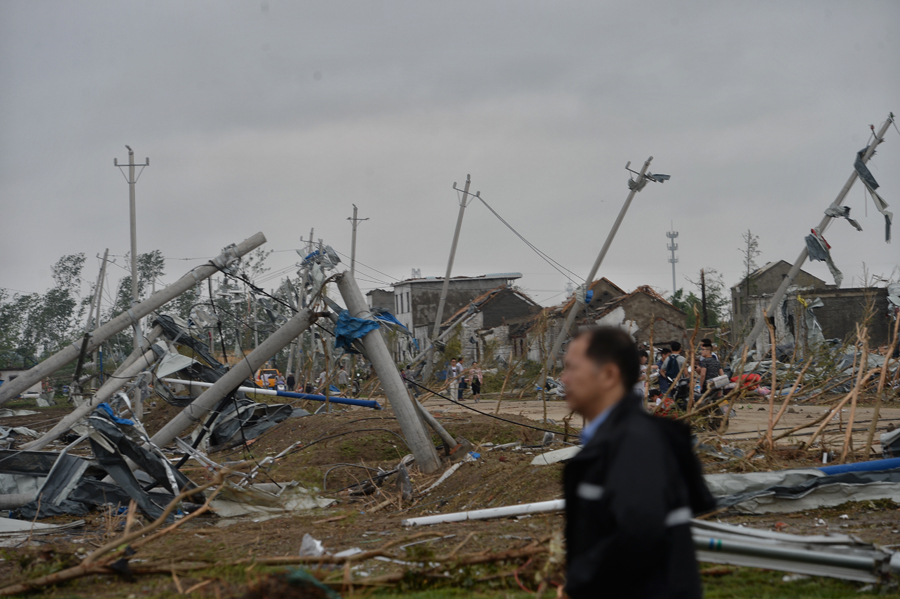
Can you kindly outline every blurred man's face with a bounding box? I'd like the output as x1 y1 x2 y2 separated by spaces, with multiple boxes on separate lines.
561 336 607 418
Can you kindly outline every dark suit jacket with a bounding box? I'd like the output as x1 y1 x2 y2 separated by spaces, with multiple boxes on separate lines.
564 393 715 598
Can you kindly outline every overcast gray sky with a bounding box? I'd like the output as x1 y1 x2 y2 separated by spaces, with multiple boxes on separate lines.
2 0 898 310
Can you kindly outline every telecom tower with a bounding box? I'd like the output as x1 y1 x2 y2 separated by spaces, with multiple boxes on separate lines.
666 223 679 296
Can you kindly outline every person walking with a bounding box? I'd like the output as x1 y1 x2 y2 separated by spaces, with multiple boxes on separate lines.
447 358 460 403
286 372 296 392
698 342 726 407
656 347 672 396
456 357 467 400
660 341 689 409
337 365 350 393
469 361 483 403
560 327 714 598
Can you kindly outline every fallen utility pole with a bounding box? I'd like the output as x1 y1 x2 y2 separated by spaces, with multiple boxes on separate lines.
150 306 315 449
0 232 267 406
423 175 476 381
337 271 442 473
739 114 894 354
538 158 662 403
22 336 166 451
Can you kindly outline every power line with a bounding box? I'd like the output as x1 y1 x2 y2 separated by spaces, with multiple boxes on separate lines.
475 193 583 284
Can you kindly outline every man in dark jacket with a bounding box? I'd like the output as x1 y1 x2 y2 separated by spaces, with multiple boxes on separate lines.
561 327 714 599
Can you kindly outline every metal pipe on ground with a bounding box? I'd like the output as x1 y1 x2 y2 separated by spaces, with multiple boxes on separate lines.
402 499 565 526
0 233 267 405
160 378 381 409
149 307 314 449
336 272 442 474
21 341 167 451
694 535 889 582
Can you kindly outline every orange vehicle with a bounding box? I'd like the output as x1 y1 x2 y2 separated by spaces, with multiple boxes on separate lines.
254 368 283 389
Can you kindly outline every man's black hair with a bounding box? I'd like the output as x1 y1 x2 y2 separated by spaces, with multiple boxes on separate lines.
701 338 713 348
670 341 682 352
638 350 649 359
577 327 640 389
660 347 671 355
649 388 661 398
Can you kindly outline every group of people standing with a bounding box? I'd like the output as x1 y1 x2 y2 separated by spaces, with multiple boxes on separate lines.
641 338 726 413
445 357 483 403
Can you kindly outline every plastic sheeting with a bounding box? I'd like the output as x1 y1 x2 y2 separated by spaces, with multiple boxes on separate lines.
334 310 381 351
804 230 843 287
711 468 900 514
854 145 893 242
211 481 334 519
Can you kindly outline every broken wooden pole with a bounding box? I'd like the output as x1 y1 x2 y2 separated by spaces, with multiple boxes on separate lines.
740 114 894 353
0 233 267 406
150 306 314 449
22 339 167 451
336 272 442 474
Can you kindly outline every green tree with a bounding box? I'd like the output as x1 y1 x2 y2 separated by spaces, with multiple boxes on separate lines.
671 269 730 327
0 253 86 361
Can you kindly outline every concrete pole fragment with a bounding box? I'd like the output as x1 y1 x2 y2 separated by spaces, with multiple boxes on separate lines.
22 341 166 451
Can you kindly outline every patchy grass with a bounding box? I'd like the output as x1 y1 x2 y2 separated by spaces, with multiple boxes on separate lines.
702 565 886 598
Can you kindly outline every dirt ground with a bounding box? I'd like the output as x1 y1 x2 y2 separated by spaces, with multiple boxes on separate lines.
2 392 899 597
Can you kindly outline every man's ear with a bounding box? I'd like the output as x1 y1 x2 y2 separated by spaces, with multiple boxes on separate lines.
598 361 620 388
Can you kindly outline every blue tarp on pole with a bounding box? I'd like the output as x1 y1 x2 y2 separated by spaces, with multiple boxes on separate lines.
334 310 381 351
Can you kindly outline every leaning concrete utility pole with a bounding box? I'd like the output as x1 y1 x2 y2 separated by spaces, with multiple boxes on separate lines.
23 338 165 451
337 272 442 473
423 175 476 380
151 307 315 449
115 146 149 353
739 114 894 354
0 232 267 406
538 157 661 412
90 249 110 385
347 204 369 276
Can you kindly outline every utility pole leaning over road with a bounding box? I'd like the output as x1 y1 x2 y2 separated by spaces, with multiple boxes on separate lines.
538 157 668 420
423 175 477 381
347 204 369 276
739 114 895 354
115 146 149 353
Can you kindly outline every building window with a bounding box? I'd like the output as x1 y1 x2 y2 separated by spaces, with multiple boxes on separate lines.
406 292 410 314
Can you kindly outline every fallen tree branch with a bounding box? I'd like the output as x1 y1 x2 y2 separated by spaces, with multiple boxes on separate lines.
0 472 226 597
